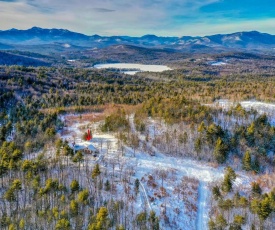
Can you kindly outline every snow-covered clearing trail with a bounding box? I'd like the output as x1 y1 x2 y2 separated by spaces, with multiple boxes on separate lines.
196 182 210 230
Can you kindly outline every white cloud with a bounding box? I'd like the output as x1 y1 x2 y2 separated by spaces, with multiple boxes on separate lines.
0 0 274 36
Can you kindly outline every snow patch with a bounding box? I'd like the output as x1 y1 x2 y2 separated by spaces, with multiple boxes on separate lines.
63 43 71 48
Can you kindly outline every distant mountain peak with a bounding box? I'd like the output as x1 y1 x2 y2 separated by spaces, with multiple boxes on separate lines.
0 27 274 52
30 26 43 30
141 34 159 39
9 28 19 31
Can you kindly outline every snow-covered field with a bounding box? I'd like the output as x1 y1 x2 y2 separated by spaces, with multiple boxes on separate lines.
93 63 172 75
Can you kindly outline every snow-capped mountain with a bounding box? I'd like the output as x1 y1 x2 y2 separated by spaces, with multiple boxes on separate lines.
0 27 275 51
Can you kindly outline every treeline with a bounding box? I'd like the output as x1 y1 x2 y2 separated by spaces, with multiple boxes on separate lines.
136 96 213 124
1 66 275 112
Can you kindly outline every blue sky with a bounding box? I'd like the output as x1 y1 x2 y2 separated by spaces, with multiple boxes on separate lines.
0 0 274 36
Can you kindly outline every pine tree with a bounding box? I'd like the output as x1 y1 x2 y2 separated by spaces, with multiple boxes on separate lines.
194 137 202 153
8 224 16 230
19 219 25 229
135 179 140 195
222 174 232 193
258 197 272 221
221 167 236 193
149 211 159 230
198 121 206 133
251 182 261 196
89 207 109 230
242 151 252 171
92 163 101 179
233 215 246 227
216 214 227 229
104 180 111 191
246 122 255 145
208 219 216 230
77 189 89 205
136 212 147 229
55 218 70 230
70 200 79 216
250 198 260 214
70 180 80 193
252 156 260 173
213 138 228 163
225 167 236 180
212 185 221 199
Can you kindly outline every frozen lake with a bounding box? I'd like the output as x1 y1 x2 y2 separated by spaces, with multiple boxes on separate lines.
94 63 172 75
208 61 227 66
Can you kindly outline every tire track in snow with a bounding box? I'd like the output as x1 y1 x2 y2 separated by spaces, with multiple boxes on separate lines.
139 181 152 211
196 182 209 230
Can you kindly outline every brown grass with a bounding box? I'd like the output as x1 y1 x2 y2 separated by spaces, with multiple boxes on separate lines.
256 172 275 191
54 104 141 125
40 103 141 115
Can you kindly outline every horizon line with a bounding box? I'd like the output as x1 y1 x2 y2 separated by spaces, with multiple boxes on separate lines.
0 26 274 38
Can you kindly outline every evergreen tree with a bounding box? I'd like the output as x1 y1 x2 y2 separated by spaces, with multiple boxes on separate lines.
149 211 159 230
212 185 221 199
208 219 216 230
252 156 260 173
213 138 228 163
70 200 79 216
258 197 272 221
225 167 236 181
89 207 109 230
55 218 70 230
116 225 125 230
242 151 252 171
251 182 261 196
92 164 101 179
104 180 111 191
216 214 227 229
19 219 25 229
221 167 236 193
233 215 246 227
135 179 140 195
194 137 202 153
77 189 89 205
8 224 16 230
70 180 80 193
222 174 232 193
136 212 147 230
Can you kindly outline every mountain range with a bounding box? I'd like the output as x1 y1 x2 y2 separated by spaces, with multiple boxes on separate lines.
1 27 275 53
